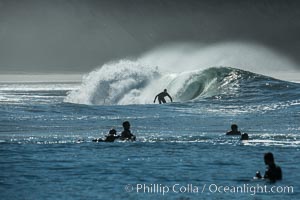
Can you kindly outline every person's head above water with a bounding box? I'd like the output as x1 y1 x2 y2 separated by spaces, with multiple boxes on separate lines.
231 124 238 131
241 133 249 140
122 121 130 130
109 129 117 135
226 124 241 135
262 152 282 181
264 152 275 165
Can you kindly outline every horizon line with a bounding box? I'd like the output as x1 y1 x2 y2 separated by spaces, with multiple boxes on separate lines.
0 74 83 83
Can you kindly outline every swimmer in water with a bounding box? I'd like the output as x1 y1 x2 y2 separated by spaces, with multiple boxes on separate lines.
120 121 136 141
255 152 282 182
240 133 249 140
226 124 241 135
93 129 119 142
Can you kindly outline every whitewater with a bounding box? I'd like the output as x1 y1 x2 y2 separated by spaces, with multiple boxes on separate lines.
1 43 300 200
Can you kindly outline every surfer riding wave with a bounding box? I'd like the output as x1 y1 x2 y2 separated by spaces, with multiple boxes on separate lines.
154 89 173 104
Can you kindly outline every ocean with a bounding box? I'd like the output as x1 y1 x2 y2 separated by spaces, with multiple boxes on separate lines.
1 62 300 199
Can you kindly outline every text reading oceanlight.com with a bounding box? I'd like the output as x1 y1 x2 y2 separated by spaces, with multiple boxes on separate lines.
124 183 294 196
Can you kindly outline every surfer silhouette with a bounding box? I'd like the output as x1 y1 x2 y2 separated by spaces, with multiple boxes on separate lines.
226 124 241 135
92 129 119 142
104 129 120 142
153 89 173 104
120 121 136 141
255 152 282 182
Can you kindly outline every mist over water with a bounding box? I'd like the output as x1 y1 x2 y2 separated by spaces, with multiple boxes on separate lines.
138 42 299 77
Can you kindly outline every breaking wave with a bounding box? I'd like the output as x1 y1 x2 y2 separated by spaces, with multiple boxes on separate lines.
64 59 299 105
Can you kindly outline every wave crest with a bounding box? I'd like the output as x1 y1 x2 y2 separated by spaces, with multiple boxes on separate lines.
64 60 297 105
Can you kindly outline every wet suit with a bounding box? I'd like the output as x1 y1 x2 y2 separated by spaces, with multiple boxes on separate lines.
93 129 119 142
92 135 119 142
264 164 282 182
104 134 120 142
226 130 241 135
120 130 136 141
154 90 173 104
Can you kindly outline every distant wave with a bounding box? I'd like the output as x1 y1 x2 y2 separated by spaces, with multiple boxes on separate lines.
64 59 299 105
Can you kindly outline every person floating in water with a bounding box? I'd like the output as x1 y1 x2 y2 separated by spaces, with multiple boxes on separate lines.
93 129 120 142
104 129 120 142
153 89 173 104
240 133 249 140
120 121 136 141
255 152 282 182
226 124 241 135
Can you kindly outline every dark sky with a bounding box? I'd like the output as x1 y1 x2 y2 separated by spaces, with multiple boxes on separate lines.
0 0 299 73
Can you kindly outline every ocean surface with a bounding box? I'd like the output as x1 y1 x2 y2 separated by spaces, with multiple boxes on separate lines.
1 64 300 199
